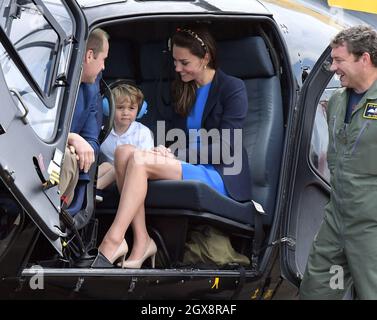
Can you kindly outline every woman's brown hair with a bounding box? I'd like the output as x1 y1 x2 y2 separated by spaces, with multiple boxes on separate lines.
171 26 217 116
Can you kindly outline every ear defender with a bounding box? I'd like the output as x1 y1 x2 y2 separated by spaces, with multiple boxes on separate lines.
137 100 148 119
102 96 110 117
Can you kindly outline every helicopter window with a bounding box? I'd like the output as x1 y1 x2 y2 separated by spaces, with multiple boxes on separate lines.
0 1 60 95
0 0 73 141
310 97 330 182
0 42 59 140
309 75 341 182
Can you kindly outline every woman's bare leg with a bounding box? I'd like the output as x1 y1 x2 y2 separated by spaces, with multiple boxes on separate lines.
97 143 136 190
114 144 137 192
97 145 136 255
128 204 149 260
99 150 182 261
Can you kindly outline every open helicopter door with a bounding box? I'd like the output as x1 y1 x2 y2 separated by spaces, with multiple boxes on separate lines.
0 0 87 254
281 46 335 287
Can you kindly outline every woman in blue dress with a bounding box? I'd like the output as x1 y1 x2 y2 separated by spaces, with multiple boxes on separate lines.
92 26 251 268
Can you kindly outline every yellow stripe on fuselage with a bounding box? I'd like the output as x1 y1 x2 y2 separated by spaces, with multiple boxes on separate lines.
328 0 377 14
263 0 345 29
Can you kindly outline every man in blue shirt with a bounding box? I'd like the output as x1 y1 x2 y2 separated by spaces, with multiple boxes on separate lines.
59 28 109 213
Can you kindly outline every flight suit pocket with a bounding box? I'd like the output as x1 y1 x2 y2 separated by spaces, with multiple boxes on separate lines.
350 120 377 175
351 146 377 175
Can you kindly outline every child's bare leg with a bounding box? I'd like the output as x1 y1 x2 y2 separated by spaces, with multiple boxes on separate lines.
97 162 116 190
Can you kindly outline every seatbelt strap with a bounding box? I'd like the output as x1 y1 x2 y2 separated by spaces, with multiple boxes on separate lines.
60 207 85 255
251 200 266 270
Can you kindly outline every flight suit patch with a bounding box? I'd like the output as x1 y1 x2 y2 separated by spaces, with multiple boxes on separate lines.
363 103 377 119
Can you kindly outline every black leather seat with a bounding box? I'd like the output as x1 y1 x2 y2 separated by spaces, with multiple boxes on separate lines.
103 40 136 84
146 180 254 225
220 37 284 225
138 41 174 145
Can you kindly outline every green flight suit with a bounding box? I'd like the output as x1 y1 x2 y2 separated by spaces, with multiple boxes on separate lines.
300 80 377 299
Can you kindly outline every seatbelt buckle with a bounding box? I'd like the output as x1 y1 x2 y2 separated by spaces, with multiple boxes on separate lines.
43 148 63 190
252 200 267 215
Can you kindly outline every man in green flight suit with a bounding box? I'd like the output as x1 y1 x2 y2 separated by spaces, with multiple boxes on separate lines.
300 25 377 299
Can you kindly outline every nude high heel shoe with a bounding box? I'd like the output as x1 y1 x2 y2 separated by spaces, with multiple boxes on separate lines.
118 238 157 269
91 239 128 268
109 238 128 264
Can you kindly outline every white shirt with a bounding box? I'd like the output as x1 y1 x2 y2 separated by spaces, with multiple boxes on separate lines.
100 121 154 164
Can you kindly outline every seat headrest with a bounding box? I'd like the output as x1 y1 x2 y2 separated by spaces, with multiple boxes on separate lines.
140 41 173 81
104 41 135 79
218 36 275 79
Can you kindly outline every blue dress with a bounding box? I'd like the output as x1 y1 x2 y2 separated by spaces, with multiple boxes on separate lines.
181 82 229 197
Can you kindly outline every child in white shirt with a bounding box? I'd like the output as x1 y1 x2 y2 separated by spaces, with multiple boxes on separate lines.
97 83 154 191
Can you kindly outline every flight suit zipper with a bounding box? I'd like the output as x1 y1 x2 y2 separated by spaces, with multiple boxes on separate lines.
332 115 337 152
351 121 370 155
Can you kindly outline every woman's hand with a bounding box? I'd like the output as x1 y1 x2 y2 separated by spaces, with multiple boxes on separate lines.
150 145 175 159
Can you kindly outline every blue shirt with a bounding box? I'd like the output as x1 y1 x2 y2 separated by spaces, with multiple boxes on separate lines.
345 89 365 124
187 82 212 130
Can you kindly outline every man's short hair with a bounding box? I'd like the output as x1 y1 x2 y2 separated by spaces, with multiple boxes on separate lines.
331 25 377 67
86 28 110 58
